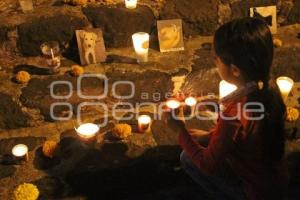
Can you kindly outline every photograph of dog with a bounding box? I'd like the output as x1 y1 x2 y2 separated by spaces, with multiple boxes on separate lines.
250 6 277 34
76 28 107 65
157 19 184 53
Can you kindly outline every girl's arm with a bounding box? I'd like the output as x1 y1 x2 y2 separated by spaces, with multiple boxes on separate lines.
179 118 242 175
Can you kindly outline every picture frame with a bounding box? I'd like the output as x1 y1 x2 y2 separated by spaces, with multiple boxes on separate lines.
250 5 277 34
157 19 184 53
76 28 107 65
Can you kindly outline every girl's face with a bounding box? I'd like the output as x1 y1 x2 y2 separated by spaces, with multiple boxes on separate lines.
213 50 244 87
213 52 232 81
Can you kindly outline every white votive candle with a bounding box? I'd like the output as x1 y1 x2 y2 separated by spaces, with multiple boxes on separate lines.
75 123 99 142
125 0 137 9
138 115 152 133
12 144 29 162
219 80 237 99
166 99 181 115
132 32 150 63
184 97 197 116
276 76 294 102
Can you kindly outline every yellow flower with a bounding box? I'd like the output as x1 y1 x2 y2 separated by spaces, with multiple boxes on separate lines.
286 107 299 122
71 65 84 76
42 140 58 158
111 124 132 139
273 38 283 48
16 71 31 84
13 183 39 200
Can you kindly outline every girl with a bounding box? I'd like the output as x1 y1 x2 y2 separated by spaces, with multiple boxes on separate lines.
165 17 289 199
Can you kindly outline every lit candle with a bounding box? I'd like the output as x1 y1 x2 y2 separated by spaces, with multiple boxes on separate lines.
184 97 197 116
276 76 294 102
138 115 152 133
75 123 99 142
125 0 137 9
132 32 150 63
219 80 237 99
12 144 29 162
166 99 181 115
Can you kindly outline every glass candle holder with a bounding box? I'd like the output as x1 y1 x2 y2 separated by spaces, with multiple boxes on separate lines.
40 41 61 73
276 76 294 102
132 32 150 63
75 123 100 143
12 144 29 162
138 115 152 133
125 0 137 9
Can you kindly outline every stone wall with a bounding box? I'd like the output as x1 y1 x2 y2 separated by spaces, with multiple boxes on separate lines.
0 0 299 56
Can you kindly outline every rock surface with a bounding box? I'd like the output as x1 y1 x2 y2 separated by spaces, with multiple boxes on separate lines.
161 0 219 36
18 14 88 56
83 5 156 48
0 93 29 130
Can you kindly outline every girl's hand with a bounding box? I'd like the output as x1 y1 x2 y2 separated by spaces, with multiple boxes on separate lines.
162 111 187 134
188 129 209 138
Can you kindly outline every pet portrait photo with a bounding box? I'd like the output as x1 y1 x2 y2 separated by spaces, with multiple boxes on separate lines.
76 28 107 65
157 19 184 53
250 6 277 34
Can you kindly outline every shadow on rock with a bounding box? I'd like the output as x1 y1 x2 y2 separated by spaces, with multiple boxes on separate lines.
36 135 188 199
13 65 53 75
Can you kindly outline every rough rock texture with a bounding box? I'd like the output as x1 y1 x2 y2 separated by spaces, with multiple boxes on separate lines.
20 74 105 121
272 47 300 82
182 48 220 96
106 70 173 103
160 0 219 36
83 5 156 47
0 26 8 44
0 93 29 130
17 14 88 56
288 0 300 24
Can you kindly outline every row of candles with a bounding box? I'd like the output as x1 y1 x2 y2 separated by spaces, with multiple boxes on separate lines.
11 76 294 162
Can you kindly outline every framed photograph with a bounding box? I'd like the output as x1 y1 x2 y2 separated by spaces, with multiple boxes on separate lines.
76 28 107 65
287 82 300 108
157 19 184 53
250 5 277 34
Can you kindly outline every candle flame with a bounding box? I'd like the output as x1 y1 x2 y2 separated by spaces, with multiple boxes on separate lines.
219 80 237 99
138 115 151 125
276 76 294 101
166 99 180 109
185 97 197 106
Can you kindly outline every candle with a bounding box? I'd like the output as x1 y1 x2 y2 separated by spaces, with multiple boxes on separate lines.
166 99 181 115
219 80 237 99
75 123 99 142
132 32 150 63
276 76 294 102
125 0 137 9
138 115 152 133
184 97 197 116
12 144 29 162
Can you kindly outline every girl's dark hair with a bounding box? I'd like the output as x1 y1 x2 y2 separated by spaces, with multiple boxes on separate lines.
214 17 286 162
